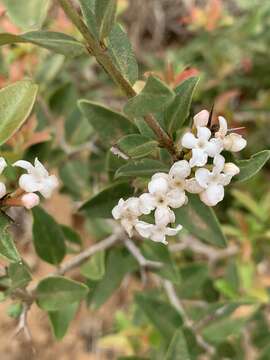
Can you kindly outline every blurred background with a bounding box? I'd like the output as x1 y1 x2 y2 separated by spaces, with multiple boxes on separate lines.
0 0 270 359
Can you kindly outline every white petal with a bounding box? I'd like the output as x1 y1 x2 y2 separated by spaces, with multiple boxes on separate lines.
206 138 223 157
200 184 224 206
223 163 240 176
224 134 247 152
135 221 154 238
181 132 198 149
0 182 6 198
19 174 41 193
39 175 59 198
190 148 208 167
139 193 156 214
197 127 211 140
166 189 186 208
215 116 228 138
121 218 134 237
165 224 183 236
169 160 191 179
193 110 209 127
34 158 49 177
0 157 7 174
150 227 168 244
148 176 169 194
185 178 204 193
195 168 211 188
151 172 169 181
126 197 141 216
154 206 175 226
213 154 225 174
13 160 34 173
219 173 233 186
112 198 125 219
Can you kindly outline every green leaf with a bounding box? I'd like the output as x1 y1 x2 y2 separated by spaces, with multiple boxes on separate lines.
115 159 169 178
78 100 137 144
0 216 20 262
0 32 85 57
48 303 78 340
61 225 82 246
78 0 98 39
65 108 93 146
79 182 134 218
141 242 181 284
165 330 191 360
174 194 227 248
0 80 38 146
36 276 88 311
124 76 175 117
95 0 117 40
116 134 158 159
32 207 66 265
81 251 105 280
135 293 183 341
108 24 138 85
88 248 138 309
3 0 50 30
8 262 31 289
165 77 199 134
235 150 270 182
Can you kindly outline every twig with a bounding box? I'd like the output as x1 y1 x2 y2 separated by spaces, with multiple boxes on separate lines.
124 238 163 269
56 0 177 157
13 303 33 343
56 230 123 276
169 235 238 265
163 280 215 355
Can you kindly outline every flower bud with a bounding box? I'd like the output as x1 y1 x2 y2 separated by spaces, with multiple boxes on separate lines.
223 163 240 176
21 193 40 209
224 134 247 152
193 110 209 127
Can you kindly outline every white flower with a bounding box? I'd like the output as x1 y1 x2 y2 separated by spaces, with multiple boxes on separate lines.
193 109 209 127
182 127 222 167
139 174 186 226
215 116 247 152
21 193 40 209
135 221 182 245
112 197 141 236
195 155 233 206
13 158 58 198
0 157 7 199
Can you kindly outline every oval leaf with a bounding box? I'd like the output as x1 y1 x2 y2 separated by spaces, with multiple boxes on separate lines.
235 150 270 182
36 276 88 311
32 207 66 265
81 251 105 280
79 182 134 218
165 330 191 360
124 76 175 117
48 303 78 340
174 194 227 248
116 134 158 159
0 80 38 146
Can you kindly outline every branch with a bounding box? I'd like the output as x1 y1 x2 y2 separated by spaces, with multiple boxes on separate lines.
56 0 177 157
124 238 163 269
163 280 215 355
56 230 123 276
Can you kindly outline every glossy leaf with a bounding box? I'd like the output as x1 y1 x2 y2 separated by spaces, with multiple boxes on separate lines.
32 207 66 265
165 77 199 134
116 134 158 159
81 251 105 280
235 150 270 182
135 293 183 341
3 0 50 30
115 159 169 178
124 76 175 117
0 32 85 57
0 80 38 146
48 303 78 340
174 194 227 248
79 182 134 218
165 330 191 360
108 24 138 85
78 100 137 144
36 276 88 311
95 0 117 40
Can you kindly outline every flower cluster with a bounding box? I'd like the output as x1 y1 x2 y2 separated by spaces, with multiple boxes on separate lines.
112 110 246 245
0 157 58 209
